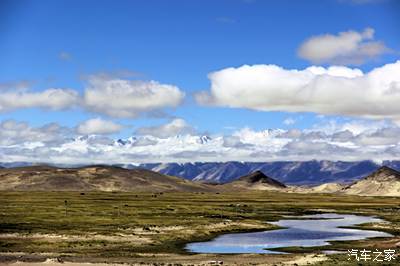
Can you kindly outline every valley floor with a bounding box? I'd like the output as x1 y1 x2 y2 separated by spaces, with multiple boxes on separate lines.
0 191 400 265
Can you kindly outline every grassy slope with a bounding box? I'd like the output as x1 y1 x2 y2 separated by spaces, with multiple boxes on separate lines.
0 191 400 264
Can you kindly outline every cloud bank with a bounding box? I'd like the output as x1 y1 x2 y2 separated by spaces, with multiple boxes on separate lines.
2 119 400 164
0 76 185 118
196 61 400 122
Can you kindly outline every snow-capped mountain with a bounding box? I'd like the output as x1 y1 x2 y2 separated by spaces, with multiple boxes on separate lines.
3 125 400 179
2 159 400 185
3 121 400 165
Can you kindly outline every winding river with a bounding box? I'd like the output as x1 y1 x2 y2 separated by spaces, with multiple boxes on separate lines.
186 213 392 254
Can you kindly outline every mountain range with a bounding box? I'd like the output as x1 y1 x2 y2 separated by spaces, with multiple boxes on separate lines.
3 160 400 186
137 160 400 185
1 164 400 196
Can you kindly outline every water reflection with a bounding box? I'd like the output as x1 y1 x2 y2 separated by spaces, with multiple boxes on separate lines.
186 213 391 254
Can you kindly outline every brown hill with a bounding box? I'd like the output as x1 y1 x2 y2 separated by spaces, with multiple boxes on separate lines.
343 166 400 196
0 165 213 192
223 171 287 190
310 183 345 193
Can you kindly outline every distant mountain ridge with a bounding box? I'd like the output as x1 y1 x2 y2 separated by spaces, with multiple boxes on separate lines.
3 160 400 186
137 160 400 185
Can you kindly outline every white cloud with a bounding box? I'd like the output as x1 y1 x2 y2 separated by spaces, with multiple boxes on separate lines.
298 28 389 65
84 76 185 118
136 118 195 138
283 118 296 125
0 88 79 112
0 120 71 146
222 136 253 148
0 75 183 117
311 119 392 135
196 61 400 122
2 119 400 164
77 118 124 135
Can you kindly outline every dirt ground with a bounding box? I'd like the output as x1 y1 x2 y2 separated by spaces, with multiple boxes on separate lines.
1 253 328 266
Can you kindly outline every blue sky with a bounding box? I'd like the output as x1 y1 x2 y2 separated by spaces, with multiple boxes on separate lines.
1 0 400 163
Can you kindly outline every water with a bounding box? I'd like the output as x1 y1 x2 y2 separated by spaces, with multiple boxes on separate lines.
185 213 392 254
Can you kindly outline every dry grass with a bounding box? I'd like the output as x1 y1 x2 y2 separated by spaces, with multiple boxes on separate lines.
0 191 400 265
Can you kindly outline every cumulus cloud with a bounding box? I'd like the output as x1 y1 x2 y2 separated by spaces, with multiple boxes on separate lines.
77 118 124 135
136 118 195 138
0 120 71 146
83 76 185 118
196 61 400 122
0 74 183 117
3 119 400 164
312 119 392 135
283 118 296 125
354 127 400 146
0 88 80 112
298 28 389 65
281 140 352 156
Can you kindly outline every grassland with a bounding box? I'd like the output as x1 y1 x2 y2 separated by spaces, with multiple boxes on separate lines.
1 191 400 265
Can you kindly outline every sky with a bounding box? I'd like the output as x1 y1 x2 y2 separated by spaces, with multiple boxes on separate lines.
1 0 400 164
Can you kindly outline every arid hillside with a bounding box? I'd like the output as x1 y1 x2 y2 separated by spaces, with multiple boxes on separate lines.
342 166 400 197
222 171 287 191
0 165 213 192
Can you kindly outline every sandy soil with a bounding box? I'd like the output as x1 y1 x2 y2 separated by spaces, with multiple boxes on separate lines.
283 254 327 265
0 253 329 266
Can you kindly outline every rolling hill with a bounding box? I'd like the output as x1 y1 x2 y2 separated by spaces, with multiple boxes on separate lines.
2 164 400 196
342 166 400 196
222 171 287 191
6 160 400 186
0 165 213 192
